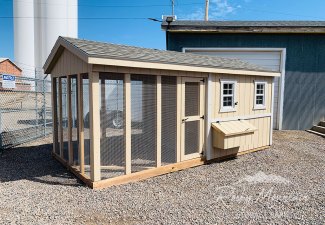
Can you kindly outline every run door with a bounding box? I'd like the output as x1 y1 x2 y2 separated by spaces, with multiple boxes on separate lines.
180 77 205 161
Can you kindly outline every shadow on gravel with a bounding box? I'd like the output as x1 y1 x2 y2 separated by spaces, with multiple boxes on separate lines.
0 144 82 187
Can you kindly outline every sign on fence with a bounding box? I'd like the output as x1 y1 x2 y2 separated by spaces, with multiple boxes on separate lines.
2 75 16 89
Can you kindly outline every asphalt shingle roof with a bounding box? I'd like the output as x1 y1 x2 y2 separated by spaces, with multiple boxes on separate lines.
161 20 325 27
161 20 325 33
61 37 274 73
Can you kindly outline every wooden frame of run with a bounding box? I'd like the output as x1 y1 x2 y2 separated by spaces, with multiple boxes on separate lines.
67 77 73 165
51 70 208 189
124 73 131 175
51 77 58 155
51 69 275 189
77 74 85 175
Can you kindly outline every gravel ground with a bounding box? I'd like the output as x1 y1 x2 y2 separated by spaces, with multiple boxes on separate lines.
0 131 324 225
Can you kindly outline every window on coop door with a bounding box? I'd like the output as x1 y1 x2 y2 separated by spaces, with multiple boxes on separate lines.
254 81 266 110
220 80 236 112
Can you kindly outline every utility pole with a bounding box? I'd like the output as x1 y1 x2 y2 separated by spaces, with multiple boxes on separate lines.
205 0 209 21
171 0 175 16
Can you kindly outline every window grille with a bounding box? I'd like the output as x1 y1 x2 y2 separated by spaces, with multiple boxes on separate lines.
254 81 267 109
220 79 236 112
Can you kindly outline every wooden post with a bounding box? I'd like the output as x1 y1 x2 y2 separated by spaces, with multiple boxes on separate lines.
58 78 64 158
176 76 182 162
51 77 58 154
199 78 205 155
89 72 101 182
156 76 162 167
205 75 213 161
101 78 106 138
77 74 85 175
67 77 73 165
124 74 131 174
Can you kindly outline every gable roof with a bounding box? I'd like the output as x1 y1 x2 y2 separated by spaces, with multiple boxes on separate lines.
0 58 22 72
161 20 325 33
44 37 280 77
0 58 8 63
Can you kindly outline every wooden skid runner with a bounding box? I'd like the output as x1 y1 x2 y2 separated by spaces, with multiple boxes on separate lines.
93 158 205 189
52 152 204 189
52 146 269 189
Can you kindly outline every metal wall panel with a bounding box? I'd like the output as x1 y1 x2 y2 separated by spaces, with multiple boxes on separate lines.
167 32 325 130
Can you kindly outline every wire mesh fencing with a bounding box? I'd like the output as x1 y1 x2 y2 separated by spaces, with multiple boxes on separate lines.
0 75 52 149
51 72 183 181
99 73 125 179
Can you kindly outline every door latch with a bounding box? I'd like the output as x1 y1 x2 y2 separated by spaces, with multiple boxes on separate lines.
200 115 205 119
182 118 189 122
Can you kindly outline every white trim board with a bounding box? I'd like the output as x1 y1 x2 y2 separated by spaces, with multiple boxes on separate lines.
183 47 286 130
213 113 272 123
88 57 280 77
270 78 275 145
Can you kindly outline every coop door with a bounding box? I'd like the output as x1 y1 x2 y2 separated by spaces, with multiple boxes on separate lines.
180 77 205 161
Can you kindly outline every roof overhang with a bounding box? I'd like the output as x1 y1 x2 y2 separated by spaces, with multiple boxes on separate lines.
162 26 325 33
44 37 280 77
161 21 325 33
89 57 280 77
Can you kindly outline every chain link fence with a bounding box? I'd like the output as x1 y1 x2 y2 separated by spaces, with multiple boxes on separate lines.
0 75 52 149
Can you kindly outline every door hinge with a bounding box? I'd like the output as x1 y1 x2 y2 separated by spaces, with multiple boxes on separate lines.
200 79 205 83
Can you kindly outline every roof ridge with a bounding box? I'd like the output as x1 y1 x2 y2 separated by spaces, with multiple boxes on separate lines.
62 36 167 53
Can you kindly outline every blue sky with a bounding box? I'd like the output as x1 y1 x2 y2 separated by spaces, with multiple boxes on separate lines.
1 0 325 60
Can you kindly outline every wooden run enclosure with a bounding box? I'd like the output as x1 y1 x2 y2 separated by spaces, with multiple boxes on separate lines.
44 37 280 189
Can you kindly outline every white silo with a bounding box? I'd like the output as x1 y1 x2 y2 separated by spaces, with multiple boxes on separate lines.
37 0 78 71
13 0 36 78
13 0 78 79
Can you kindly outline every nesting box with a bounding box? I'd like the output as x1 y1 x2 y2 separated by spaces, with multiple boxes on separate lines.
212 120 257 149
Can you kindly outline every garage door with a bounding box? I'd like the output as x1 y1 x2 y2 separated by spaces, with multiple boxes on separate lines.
185 49 282 129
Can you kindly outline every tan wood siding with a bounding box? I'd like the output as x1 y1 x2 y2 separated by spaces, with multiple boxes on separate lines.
210 73 272 159
51 49 89 76
213 74 272 118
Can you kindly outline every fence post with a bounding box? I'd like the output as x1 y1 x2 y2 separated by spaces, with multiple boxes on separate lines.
0 109 2 149
35 79 38 137
43 79 46 137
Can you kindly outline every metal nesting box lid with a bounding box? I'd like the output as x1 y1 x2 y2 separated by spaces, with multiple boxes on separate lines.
211 120 257 137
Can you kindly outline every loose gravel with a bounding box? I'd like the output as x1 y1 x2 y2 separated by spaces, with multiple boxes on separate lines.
0 131 324 224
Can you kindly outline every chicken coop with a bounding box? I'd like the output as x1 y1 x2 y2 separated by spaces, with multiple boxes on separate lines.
44 37 280 189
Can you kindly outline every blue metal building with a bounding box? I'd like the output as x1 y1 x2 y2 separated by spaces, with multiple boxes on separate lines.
162 21 325 130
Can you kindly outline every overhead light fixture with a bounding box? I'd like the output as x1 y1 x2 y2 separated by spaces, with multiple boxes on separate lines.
162 15 177 23
166 16 174 23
